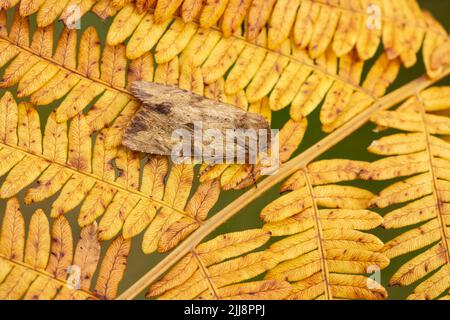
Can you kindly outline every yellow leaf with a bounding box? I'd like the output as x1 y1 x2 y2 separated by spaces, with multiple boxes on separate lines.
50 174 96 218
154 57 179 86
95 236 130 300
77 26 101 79
197 279 291 300
180 28 221 67
127 52 154 90
17 61 59 98
106 4 145 46
199 0 229 29
390 243 446 287
246 0 275 42
24 209 50 269
154 19 197 64
202 37 245 85
126 13 170 60
53 28 77 69
185 180 220 221
123 201 158 239
154 0 183 23
0 156 49 199
0 91 18 145
221 0 252 38
55 80 105 123
98 192 140 241
158 217 199 252
0 198 24 261
267 0 300 50
36 0 70 27
101 45 127 88
68 114 91 172
181 0 202 22
332 0 362 57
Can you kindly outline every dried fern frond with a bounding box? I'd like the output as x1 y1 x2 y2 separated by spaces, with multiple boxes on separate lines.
0 11 268 133
0 0 99 26
0 91 223 251
367 86 450 300
260 159 388 300
97 0 448 77
105 7 403 132
119 72 449 299
199 118 307 190
147 228 292 300
0 5 444 140
0 198 129 300
0 10 391 190
2 0 449 75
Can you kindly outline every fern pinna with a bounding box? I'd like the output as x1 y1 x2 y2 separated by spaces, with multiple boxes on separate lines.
258 160 388 300
0 90 219 252
367 86 450 300
0 198 130 300
143 161 388 300
1 0 447 79
147 229 292 300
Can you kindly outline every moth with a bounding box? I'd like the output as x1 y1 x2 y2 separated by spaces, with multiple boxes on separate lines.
123 81 271 165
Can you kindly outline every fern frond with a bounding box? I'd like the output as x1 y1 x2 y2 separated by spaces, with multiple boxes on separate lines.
200 118 307 190
0 198 129 300
0 11 269 134
0 90 223 251
146 160 389 300
146 228 292 300
7 0 441 77
367 86 450 300
120 72 448 300
259 159 388 300
2 1 449 77
107 7 404 125
107 7 408 133
0 0 448 302
0 10 310 191
2 6 434 201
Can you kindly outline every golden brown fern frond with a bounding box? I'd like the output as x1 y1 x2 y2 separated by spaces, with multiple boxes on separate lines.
102 0 447 76
260 159 388 300
106 7 403 132
0 9 317 191
119 74 449 300
0 10 270 133
0 198 130 300
199 118 307 190
146 228 292 300
367 86 450 300
0 7 427 174
0 12 138 131
0 91 223 251
2 1 448 77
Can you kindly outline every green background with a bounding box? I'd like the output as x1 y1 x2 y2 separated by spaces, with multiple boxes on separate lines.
0 0 449 300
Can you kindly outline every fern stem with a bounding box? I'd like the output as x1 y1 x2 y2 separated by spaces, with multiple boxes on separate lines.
303 169 332 300
0 142 195 220
191 249 221 299
117 70 450 300
0 255 98 299
0 35 133 97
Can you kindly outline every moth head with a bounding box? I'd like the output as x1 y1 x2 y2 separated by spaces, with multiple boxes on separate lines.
130 81 157 104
